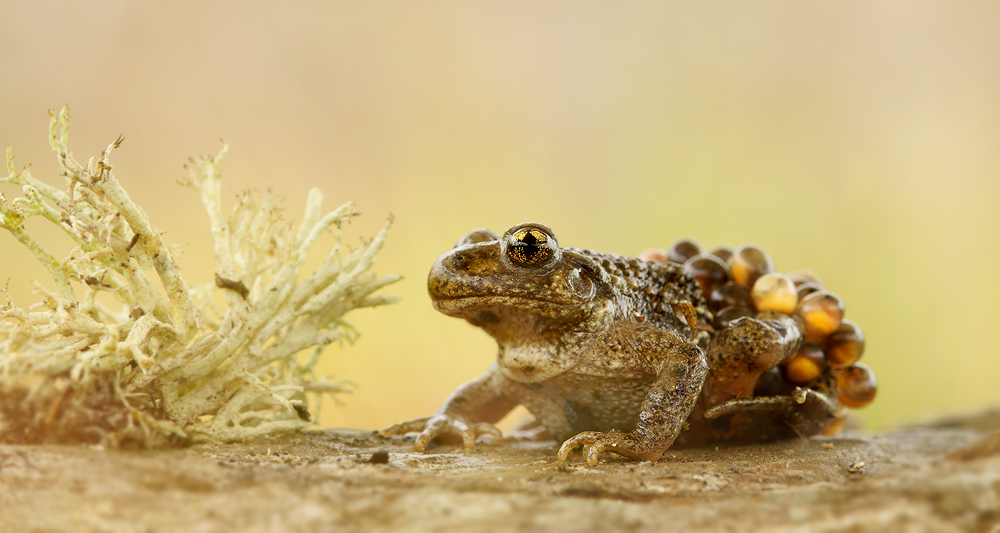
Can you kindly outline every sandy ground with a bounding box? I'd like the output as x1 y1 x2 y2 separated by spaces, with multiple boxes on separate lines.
2 412 999 533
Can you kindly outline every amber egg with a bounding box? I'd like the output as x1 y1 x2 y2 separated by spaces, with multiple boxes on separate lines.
712 305 753 330
685 254 731 300
796 291 845 343
667 238 704 264
796 281 823 302
825 319 865 368
787 268 824 288
729 244 775 289
638 248 669 263
751 272 798 314
783 344 826 384
836 363 877 408
708 282 753 313
708 245 734 264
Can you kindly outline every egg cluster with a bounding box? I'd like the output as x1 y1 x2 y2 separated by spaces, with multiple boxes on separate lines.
641 239 877 435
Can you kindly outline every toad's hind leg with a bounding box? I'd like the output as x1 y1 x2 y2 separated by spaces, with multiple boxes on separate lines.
702 312 803 409
701 313 838 440
704 370 838 439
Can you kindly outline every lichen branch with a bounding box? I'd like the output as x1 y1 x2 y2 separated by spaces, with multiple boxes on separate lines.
0 107 400 447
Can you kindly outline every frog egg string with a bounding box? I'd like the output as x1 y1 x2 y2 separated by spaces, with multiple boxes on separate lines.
638 239 878 416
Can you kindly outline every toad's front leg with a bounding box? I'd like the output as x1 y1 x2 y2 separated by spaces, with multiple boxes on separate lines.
557 331 708 464
380 364 518 451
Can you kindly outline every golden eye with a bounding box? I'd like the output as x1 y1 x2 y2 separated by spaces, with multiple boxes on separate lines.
503 224 560 268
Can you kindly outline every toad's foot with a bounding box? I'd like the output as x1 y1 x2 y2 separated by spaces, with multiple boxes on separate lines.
557 429 664 464
704 387 838 439
379 414 503 452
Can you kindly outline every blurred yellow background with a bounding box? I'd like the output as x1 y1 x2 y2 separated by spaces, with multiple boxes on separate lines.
2 2 998 433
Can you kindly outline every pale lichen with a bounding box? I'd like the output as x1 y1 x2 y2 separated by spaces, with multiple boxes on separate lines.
0 107 400 447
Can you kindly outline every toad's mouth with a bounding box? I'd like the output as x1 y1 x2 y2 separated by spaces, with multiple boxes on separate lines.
431 294 585 320
432 294 569 306
431 294 589 321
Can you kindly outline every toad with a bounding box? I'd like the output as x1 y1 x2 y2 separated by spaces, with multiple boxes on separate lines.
381 223 848 463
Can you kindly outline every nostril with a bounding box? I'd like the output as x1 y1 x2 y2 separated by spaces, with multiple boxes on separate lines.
523 365 535 373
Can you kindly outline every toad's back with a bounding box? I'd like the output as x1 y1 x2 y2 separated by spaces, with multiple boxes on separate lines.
564 247 712 345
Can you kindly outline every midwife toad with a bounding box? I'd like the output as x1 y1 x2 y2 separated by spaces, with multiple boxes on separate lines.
381 223 848 463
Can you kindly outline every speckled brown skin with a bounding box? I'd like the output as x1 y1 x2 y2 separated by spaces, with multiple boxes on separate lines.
381 223 838 463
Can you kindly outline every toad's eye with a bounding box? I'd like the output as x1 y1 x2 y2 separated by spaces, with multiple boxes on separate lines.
503 224 560 269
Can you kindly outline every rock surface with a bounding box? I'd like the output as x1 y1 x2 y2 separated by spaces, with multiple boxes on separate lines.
2 411 1000 532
